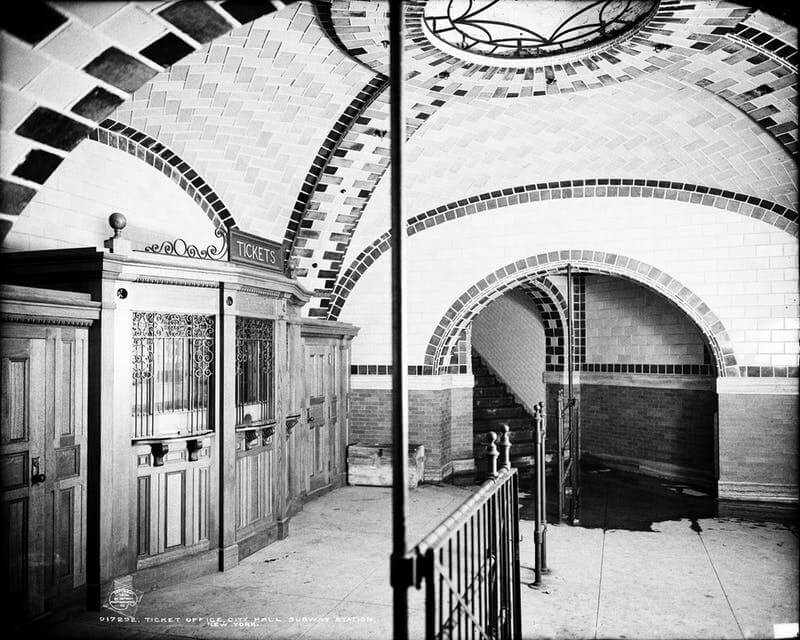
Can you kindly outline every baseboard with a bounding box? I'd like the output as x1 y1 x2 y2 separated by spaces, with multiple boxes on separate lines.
718 481 799 503
582 451 714 488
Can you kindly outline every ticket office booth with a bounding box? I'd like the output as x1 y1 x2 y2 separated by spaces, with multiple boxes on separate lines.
1 229 357 613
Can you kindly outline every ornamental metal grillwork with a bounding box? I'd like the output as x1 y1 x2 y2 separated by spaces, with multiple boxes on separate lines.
423 0 658 59
131 312 215 438
142 227 228 261
235 317 275 427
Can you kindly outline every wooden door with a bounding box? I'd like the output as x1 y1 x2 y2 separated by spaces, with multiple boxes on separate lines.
305 344 331 492
1 337 47 619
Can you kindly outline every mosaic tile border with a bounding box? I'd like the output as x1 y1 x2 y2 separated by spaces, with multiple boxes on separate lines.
349 363 722 377
90 120 236 232
329 179 798 321
731 21 797 69
517 278 567 372
424 251 739 377
580 363 715 375
351 361 796 378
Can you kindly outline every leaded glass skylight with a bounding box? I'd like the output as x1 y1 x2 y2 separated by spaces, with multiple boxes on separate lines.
423 0 659 60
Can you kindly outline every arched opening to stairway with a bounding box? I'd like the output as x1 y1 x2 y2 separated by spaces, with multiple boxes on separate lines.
467 269 720 530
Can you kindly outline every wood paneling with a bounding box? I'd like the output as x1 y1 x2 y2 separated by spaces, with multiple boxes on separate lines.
2 358 28 443
235 432 275 535
2 497 28 597
164 471 185 549
135 440 212 566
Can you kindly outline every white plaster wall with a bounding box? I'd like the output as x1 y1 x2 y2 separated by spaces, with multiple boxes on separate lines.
472 289 546 412
339 197 799 371
3 140 218 252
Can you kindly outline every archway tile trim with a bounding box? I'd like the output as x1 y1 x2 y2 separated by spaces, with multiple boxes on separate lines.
425 251 740 378
348 362 720 376
89 119 236 232
329 179 798 321
283 75 389 264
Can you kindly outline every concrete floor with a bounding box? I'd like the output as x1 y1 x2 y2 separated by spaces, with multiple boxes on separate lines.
33 476 798 640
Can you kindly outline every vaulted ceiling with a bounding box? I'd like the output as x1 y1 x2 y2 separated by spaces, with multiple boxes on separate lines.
1 1 797 319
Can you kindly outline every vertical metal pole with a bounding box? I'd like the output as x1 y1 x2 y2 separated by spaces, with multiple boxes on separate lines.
532 405 542 587
566 263 574 523
389 2 409 639
539 402 548 573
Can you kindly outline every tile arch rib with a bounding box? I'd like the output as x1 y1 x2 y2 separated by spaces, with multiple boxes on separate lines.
328 179 799 322
0 0 296 238
514 277 569 373
89 119 237 233
427 252 735 379
282 75 389 266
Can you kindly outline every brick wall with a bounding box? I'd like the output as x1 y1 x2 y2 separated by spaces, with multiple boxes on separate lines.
580 382 717 478
349 385 472 480
585 275 707 365
718 386 798 498
472 289 546 413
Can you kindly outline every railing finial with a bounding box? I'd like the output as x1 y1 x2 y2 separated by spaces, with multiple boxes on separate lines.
500 424 511 471
487 431 499 479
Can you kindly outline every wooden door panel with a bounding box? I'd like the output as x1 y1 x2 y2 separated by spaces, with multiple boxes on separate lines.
1 337 46 618
305 345 332 491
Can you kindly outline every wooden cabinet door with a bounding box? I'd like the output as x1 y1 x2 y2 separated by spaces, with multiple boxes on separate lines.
305 344 331 492
1 337 47 619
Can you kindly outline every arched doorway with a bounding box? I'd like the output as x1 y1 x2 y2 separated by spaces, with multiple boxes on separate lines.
429 253 732 528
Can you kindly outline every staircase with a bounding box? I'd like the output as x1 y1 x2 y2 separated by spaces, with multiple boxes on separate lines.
472 352 536 477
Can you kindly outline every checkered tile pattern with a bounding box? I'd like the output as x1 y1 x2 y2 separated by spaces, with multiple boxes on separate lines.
110 2 372 245
1 1 293 237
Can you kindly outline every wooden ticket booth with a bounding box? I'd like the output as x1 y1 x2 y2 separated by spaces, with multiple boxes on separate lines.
1 218 357 619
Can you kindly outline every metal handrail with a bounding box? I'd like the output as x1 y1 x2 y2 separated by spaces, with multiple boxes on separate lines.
408 432 522 639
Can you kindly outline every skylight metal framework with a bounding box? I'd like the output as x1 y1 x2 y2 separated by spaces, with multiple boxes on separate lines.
423 0 658 59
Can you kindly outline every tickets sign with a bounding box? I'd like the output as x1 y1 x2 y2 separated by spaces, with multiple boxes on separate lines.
228 229 284 273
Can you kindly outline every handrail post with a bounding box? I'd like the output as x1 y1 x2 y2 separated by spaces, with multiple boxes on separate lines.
539 401 548 573
487 432 499 479
557 389 564 523
532 405 543 586
499 424 511 471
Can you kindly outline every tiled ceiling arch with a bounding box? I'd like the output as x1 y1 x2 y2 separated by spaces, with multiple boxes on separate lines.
287 2 795 318
0 0 295 237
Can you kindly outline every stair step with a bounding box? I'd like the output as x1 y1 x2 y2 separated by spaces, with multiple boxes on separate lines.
474 396 513 408
473 385 507 398
474 374 498 386
474 417 532 430
473 431 535 446
475 406 526 419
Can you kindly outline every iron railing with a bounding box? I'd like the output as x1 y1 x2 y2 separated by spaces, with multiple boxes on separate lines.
409 431 522 640
531 403 548 586
556 389 579 524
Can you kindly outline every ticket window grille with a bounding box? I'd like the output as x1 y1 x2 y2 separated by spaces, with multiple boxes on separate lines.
131 312 215 438
236 317 275 427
